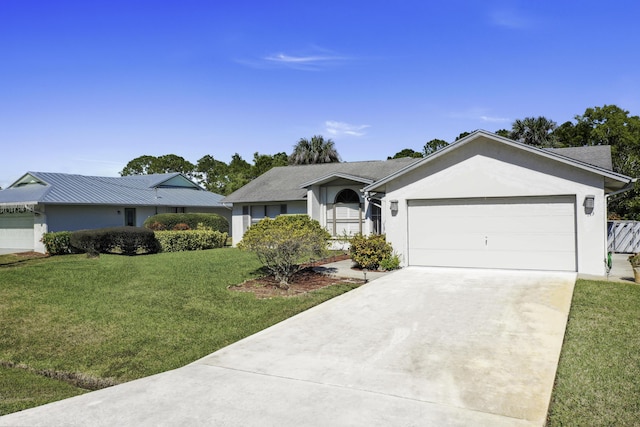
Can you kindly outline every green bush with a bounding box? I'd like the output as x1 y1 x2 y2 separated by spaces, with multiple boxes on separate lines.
349 234 393 270
143 213 228 234
41 231 82 255
70 227 161 257
154 230 228 252
238 215 330 289
379 252 401 271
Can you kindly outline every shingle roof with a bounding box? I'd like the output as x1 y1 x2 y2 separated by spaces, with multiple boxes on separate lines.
545 146 613 170
222 158 420 203
0 172 225 207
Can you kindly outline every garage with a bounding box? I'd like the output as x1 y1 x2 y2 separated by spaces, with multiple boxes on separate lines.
407 196 577 271
0 213 34 252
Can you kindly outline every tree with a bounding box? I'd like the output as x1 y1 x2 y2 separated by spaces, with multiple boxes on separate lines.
571 105 640 219
494 129 511 138
423 139 448 156
120 154 195 177
289 135 341 165
237 215 330 289
509 116 559 147
252 152 288 177
574 105 640 176
224 153 253 194
120 155 159 176
455 131 472 141
388 148 423 159
195 155 229 194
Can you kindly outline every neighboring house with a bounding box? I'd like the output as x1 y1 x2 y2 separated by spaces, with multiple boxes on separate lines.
0 172 230 254
224 130 634 276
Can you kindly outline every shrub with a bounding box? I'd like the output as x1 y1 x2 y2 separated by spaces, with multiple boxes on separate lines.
349 234 393 270
172 223 190 230
238 215 330 289
629 253 640 268
379 252 401 271
41 231 82 255
143 213 228 234
70 227 161 257
155 230 228 252
146 221 167 231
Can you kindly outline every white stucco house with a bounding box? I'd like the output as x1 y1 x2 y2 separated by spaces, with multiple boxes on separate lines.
0 172 230 254
223 130 634 276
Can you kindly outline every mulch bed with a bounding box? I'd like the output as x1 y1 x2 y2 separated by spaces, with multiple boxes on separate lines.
229 254 363 298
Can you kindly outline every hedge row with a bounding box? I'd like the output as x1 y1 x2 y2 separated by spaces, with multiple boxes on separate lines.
154 230 228 252
41 231 82 255
144 213 228 233
41 228 228 255
70 227 160 256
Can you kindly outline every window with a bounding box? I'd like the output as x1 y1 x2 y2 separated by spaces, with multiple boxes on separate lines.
335 189 360 203
371 199 382 234
169 207 185 213
327 189 362 236
250 204 286 225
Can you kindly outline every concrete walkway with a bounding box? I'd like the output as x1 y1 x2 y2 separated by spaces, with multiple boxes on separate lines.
578 253 635 283
0 266 575 427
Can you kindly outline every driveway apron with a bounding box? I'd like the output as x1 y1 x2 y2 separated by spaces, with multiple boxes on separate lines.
0 267 576 427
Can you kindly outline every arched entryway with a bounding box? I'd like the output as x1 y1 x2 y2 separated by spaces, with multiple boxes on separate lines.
327 189 362 236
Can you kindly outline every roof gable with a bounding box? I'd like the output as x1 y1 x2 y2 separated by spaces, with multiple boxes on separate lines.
9 173 48 188
364 130 633 193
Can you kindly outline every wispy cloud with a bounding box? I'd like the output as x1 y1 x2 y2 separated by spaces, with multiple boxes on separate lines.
236 47 350 70
479 115 510 123
488 8 532 29
448 109 511 125
264 53 342 64
325 121 370 137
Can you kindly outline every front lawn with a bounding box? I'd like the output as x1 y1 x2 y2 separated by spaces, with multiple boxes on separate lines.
547 279 640 426
0 249 359 415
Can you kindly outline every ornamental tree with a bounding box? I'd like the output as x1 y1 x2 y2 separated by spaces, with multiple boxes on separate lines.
237 215 330 289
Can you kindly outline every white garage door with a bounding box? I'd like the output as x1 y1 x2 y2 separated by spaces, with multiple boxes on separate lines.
0 213 34 252
407 196 576 271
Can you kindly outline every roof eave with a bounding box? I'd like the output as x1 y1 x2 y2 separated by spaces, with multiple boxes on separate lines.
300 173 375 188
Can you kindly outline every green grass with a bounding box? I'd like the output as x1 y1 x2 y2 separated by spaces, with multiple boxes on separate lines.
547 279 640 426
0 249 359 415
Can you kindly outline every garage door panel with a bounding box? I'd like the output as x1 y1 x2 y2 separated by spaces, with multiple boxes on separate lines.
408 196 576 271
0 213 34 250
410 248 575 271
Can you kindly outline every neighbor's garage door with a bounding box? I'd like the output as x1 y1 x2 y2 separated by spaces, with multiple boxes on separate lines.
407 196 576 271
0 213 34 252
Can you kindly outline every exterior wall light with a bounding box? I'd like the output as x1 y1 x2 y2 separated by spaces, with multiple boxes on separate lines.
390 200 399 215
584 195 595 214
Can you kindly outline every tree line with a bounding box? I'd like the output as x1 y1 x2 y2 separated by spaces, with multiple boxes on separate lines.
120 135 339 196
121 104 640 218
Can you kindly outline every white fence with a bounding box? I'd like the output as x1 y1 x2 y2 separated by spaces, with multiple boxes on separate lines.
608 221 640 253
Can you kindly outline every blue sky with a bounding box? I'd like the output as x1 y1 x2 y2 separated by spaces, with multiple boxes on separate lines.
2 0 639 189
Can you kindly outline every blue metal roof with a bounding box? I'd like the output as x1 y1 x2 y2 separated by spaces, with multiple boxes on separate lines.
0 172 225 207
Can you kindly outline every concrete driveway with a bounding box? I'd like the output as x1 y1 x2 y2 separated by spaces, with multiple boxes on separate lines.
0 267 576 427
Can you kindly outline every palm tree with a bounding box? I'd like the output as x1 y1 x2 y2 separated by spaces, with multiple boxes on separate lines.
289 135 341 165
510 116 559 148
